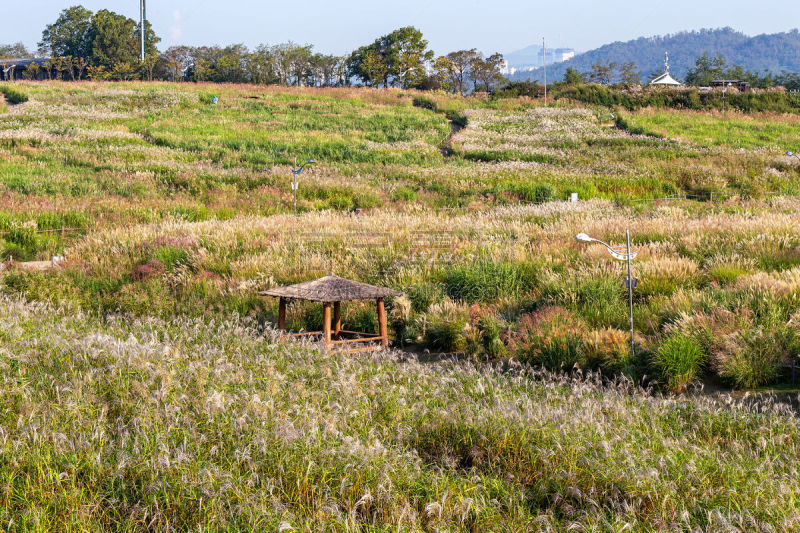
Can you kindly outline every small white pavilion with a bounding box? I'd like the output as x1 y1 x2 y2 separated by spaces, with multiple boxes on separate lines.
650 52 682 86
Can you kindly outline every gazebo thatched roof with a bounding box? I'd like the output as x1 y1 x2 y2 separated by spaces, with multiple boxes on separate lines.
260 274 401 302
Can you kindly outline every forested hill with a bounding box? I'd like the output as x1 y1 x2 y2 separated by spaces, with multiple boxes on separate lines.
514 28 800 83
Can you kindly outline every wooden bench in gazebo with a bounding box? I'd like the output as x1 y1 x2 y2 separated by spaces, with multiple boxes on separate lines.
259 274 401 352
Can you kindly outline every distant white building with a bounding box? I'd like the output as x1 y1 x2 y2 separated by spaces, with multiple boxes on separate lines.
537 48 576 66
650 52 682 86
555 48 575 62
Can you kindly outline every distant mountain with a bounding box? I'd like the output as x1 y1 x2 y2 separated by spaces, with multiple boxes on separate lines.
511 27 800 83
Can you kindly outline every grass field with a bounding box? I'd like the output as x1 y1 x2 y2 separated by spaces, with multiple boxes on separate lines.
0 82 797 247
2 297 800 530
624 108 800 150
2 81 800 529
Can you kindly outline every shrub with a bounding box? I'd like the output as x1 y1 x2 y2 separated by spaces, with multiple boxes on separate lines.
1 243 27 261
494 80 542 98
651 334 704 393
708 264 748 285
153 246 191 271
0 85 28 105
467 305 509 359
585 328 634 374
512 306 589 371
715 329 786 389
667 307 745 359
506 182 555 204
4 226 36 249
406 282 446 313
478 313 508 359
415 299 470 353
133 259 166 281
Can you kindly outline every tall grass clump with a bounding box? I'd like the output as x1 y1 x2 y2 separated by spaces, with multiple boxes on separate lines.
0 85 27 105
585 327 635 375
512 306 589 370
650 334 704 393
443 259 536 303
414 298 471 352
715 328 787 389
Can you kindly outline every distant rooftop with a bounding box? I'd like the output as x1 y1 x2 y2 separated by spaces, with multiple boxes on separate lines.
649 51 682 86
260 274 400 303
0 58 49 65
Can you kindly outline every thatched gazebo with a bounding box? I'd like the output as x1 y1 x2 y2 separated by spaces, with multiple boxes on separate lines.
260 274 401 352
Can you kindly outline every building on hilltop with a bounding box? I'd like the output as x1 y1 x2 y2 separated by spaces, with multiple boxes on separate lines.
649 52 682 86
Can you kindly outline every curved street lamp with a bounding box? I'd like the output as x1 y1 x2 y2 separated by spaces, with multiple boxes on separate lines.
291 157 316 216
786 151 800 164
575 229 638 358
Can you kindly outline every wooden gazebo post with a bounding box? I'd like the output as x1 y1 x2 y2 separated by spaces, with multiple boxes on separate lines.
278 297 287 330
323 302 332 348
376 298 388 348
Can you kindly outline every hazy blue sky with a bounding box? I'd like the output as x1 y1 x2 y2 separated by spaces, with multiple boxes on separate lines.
7 0 800 56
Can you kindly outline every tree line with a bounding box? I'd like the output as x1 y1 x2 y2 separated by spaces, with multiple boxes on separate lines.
1 5 507 93
3 5 799 93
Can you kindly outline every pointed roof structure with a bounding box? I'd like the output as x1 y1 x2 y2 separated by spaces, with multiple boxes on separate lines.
260 274 400 302
650 52 682 86
260 275 402 351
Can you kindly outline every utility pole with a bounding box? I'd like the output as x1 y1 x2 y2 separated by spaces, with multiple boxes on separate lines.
542 38 547 106
140 0 146 62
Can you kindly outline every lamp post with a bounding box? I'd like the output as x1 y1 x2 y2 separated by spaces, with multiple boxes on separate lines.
787 151 800 164
290 157 316 216
575 230 639 358
721 82 732 117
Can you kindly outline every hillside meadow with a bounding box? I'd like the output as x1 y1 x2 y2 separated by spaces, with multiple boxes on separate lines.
1 81 800 529
0 82 796 247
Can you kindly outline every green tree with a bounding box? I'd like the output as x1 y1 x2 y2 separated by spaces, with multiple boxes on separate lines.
430 56 455 91
386 27 433 88
23 63 41 80
562 66 586 85
348 45 387 87
469 53 506 92
617 62 640 86
589 61 616 85
246 45 275 85
39 5 94 59
348 27 432 88
684 53 727 86
90 9 158 72
0 43 32 59
446 49 481 94
269 42 312 85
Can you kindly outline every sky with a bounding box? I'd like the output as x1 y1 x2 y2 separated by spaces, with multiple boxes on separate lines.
6 0 800 56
